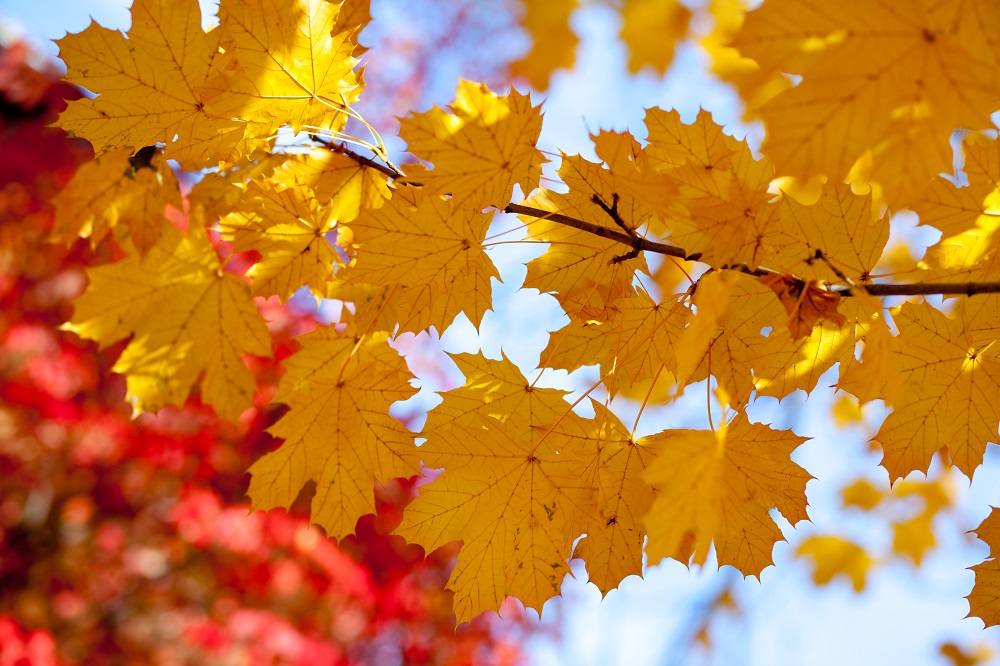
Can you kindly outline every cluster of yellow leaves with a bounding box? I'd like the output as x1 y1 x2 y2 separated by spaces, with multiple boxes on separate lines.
709 0 1000 211
796 472 957 593
510 0 691 89
57 0 366 168
52 0 1000 627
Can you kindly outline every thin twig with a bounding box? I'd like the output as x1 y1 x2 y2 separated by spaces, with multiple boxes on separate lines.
507 203 1000 299
504 203 690 259
591 193 644 264
314 137 403 179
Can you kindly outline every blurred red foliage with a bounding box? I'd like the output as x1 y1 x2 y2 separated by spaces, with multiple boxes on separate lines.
0 41 528 666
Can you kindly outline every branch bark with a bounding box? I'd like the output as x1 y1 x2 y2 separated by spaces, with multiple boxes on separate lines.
332 144 1000 300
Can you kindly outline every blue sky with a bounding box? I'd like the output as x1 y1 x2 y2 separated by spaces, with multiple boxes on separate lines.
4 1 1000 664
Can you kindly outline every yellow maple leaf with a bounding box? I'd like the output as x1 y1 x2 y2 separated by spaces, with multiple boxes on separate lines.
273 147 390 223
683 272 780 405
519 167 650 321
968 508 1000 628
188 152 289 223
553 402 661 596
891 473 954 566
915 134 1000 282
540 289 689 396
396 413 593 622
589 130 680 223
836 294 903 409
399 80 545 211
345 187 499 334
248 325 419 538
510 0 578 90
939 642 995 666
751 296 859 400
841 479 884 511
332 0 373 47
892 514 936 566
426 353 572 431
657 121 786 269
202 0 363 146
874 300 1000 482
642 414 811 576
218 178 348 301
674 271 736 388
67 224 271 420
620 0 691 75
796 535 873 592
50 147 181 256
729 0 1000 187
56 0 245 169
768 183 889 283
644 108 740 200
831 394 864 427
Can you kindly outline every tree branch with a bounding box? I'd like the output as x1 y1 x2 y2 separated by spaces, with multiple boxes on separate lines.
313 137 403 179
324 146 1000 300
504 203 690 259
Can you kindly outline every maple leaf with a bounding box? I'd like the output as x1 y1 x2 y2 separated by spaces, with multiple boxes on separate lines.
518 155 652 321
510 0 578 90
654 117 787 270
344 186 500 334
248 325 419 538
842 479 885 512
620 0 691 75
273 147 391 223
873 300 1000 482
399 81 545 211
915 134 1000 282
796 535 873 592
589 130 680 222
673 270 737 388
332 0 373 46
678 271 857 406
642 414 811 576
730 0 1000 193
767 182 889 284
644 108 740 200
202 0 363 146
218 178 348 301
939 642 995 666
761 275 846 340
681 272 780 406
969 508 1000 628
836 294 903 408
750 295 860 399
396 413 593 622
188 153 289 223
50 147 181 256
56 0 245 168
552 402 661 595
67 224 271 420
426 353 572 431
540 288 689 395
